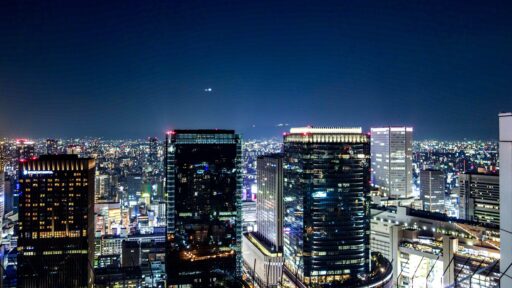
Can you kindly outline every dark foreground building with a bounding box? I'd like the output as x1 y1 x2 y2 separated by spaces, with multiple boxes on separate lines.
283 127 375 286
17 155 95 287
165 130 242 287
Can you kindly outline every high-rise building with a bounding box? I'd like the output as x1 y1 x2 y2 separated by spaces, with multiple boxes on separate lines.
123 173 142 203
165 130 242 286
148 137 158 164
499 112 512 287
283 127 373 286
458 173 499 225
95 174 112 202
420 169 445 213
370 127 413 198
17 155 95 287
242 154 284 287
0 161 4 230
256 153 283 250
46 139 58 155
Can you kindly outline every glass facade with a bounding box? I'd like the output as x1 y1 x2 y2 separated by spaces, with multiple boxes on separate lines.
17 155 95 288
283 128 371 286
165 130 242 286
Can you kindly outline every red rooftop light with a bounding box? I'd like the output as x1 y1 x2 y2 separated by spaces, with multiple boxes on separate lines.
166 130 176 135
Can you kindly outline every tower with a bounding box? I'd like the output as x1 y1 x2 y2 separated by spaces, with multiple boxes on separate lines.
165 130 242 286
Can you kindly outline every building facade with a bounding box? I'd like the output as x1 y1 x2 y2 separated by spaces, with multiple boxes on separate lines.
283 127 372 286
17 155 95 287
165 130 242 286
256 153 283 250
371 127 413 198
459 173 499 225
370 206 500 288
499 112 512 287
420 169 445 213
242 154 285 287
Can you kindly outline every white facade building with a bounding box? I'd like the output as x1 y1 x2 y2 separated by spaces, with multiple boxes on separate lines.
371 127 413 198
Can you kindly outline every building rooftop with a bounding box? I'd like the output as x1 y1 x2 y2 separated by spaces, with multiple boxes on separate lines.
289 126 362 134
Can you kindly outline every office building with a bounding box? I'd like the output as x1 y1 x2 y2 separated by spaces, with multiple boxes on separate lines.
148 137 158 164
123 173 142 203
283 127 391 287
0 162 4 230
420 169 445 213
459 173 499 225
500 112 512 287
165 130 242 286
371 127 413 198
46 139 58 155
17 155 95 287
256 154 283 250
242 154 284 287
95 174 111 202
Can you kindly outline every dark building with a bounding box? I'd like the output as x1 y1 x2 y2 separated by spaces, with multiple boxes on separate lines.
122 240 141 268
148 137 158 164
46 139 58 155
165 130 242 286
283 127 372 286
17 155 95 287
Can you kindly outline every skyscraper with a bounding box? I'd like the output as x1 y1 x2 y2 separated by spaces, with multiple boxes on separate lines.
370 127 413 198
499 112 512 287
283 127 372 286
17 155 95 287
420 169 445 213
241 154 284 287
0 161 4 230
459 173 499 225
256 153 283 250
95 174 111 202
165 130 242 286
148 137 158 164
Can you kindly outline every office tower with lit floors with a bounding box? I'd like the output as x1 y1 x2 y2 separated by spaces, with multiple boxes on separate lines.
165 130 242 287
458 173 499 225
17 155 95 288
420 169 445 213
370 127 413 198
283 127 392 287
242 154 284 287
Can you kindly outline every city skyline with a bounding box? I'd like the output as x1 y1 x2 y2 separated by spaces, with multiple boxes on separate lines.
1 1 511 139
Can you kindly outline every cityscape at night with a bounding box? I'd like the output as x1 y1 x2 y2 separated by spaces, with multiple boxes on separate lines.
1 1 512 287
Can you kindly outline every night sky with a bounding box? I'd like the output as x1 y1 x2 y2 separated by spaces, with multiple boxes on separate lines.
1 0 511 139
